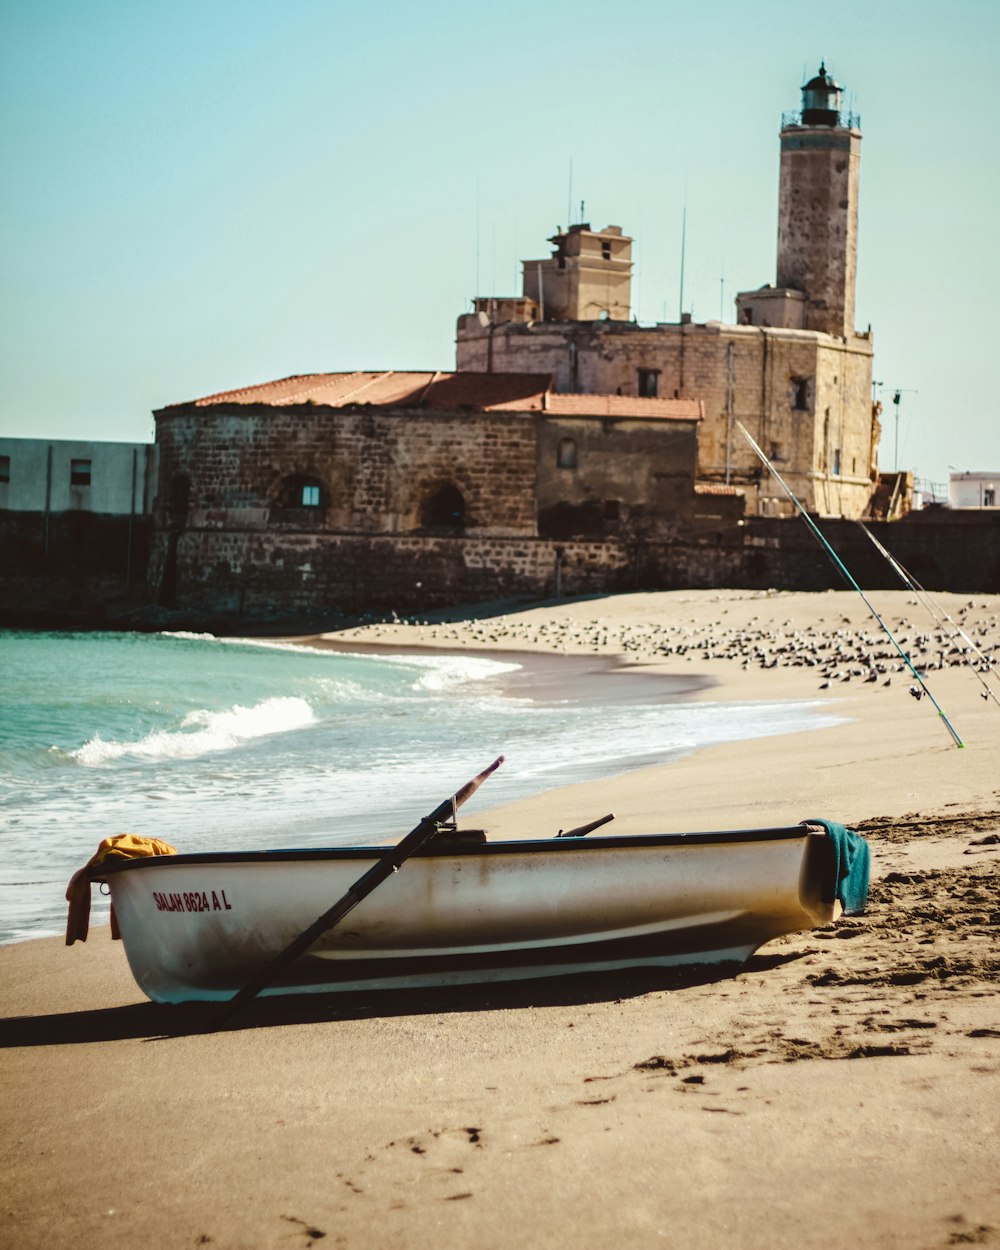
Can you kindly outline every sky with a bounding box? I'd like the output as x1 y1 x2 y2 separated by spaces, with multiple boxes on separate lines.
1 0 998 493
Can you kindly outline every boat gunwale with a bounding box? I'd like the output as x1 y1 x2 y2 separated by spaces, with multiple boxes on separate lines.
99 824 820 876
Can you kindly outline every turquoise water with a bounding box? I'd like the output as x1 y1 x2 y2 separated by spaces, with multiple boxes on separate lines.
0 630 842 943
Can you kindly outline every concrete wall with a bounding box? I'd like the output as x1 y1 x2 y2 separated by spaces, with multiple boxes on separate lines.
950 472 999 509
0 439 157 515
0 511 153 626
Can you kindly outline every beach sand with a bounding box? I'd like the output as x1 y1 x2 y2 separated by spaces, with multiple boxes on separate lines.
2 590 998 1250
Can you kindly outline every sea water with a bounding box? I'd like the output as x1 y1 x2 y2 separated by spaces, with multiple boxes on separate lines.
0 630 843 943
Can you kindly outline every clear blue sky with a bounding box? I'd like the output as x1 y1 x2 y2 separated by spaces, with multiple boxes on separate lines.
2 0 998 491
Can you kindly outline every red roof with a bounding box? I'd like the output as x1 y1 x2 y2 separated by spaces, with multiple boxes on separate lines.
544 393 702 421
694 482 743 496
160 372 702 422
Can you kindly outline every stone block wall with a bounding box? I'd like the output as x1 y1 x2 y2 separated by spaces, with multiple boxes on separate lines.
156 405 540 537
455 317 876 519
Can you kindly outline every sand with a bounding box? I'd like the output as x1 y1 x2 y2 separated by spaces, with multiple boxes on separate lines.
2 589 998 1250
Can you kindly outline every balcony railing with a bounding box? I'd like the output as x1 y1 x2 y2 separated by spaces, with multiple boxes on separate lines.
781 109 861 130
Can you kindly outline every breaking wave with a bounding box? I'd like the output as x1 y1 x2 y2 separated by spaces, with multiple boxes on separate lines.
72 696 316 766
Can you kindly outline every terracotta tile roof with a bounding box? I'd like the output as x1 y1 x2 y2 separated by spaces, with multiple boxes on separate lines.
694 482 743 496
167 371 555 412
160 372 703 422
543 393 703 421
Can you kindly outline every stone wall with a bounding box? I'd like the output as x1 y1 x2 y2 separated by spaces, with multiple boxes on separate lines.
145 510 1000 630
156 405 540 537
455 316 875 520
150 529 636 624
3 507 994 632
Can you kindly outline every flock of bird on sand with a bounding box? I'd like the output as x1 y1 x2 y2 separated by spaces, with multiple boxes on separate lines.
352 599 1000 702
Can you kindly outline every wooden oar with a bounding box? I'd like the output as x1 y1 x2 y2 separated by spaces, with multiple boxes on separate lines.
213 755 505 1027
556 813 615 838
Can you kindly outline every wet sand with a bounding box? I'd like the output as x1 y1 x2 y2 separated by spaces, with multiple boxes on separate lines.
2 589 998 1250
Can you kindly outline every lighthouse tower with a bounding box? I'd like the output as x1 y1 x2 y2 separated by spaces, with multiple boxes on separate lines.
775 63 862 338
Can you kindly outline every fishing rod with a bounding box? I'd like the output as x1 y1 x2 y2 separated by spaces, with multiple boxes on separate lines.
736 421 964 748
858 523 1000 708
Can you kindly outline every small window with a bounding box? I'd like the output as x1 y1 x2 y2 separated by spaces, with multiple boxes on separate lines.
637 368 659 398
601 241 612 260
0 455 9 483
984 488 996 507
557 438 578 469
832 449 842 476
273 474 326 514
792 377 811 411
70 458 92 486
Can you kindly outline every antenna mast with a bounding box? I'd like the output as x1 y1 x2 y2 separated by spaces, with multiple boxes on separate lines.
678 203 687 321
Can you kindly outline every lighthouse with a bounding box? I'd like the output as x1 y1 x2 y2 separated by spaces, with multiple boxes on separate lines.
776 63 862 338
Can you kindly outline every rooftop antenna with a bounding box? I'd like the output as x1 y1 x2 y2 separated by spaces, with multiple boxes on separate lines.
567 158 573 231
474 176 481 303
678 201 687 321
890 388 918 471
580 199 585 225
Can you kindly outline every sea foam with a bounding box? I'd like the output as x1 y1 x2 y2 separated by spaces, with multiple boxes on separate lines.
72 696 316 766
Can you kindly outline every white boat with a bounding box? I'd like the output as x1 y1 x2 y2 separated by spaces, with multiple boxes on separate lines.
89 820 868 1004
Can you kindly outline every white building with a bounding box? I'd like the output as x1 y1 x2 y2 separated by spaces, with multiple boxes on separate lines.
0 439 156 515
949 471 998 509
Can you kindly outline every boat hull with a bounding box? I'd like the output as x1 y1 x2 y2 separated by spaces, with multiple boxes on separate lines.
104 827 840 1003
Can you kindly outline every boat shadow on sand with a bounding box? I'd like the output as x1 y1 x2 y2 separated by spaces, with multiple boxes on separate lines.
1 951 805 1048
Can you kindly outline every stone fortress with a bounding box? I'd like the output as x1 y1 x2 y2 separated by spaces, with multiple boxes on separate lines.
7 64 997 625
457 63 878 520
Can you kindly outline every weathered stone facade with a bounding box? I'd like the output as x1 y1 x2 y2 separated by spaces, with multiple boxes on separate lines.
150 373 728 619
455 318 874 518
456 65 877 521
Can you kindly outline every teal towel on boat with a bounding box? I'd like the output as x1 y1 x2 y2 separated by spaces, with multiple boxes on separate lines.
807 819 871 916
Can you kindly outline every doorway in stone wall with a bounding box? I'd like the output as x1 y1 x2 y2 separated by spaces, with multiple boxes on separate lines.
421 482 466 531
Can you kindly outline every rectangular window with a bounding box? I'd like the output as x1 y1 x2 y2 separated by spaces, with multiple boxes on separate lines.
601 240 612 260
637 368 659 398
70 458 92 486
792 377 812 411
301 484 321 507
832 449 842 477
0 455 9 483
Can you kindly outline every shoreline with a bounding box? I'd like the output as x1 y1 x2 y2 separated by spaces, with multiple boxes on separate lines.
290 586 1000 833
3 588 998 1250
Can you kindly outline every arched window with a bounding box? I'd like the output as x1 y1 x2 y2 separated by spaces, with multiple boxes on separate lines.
421 482 466 530
274 474 326 510
557 438 578 469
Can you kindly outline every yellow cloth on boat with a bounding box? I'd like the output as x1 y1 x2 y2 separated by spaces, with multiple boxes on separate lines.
65 834 177 946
